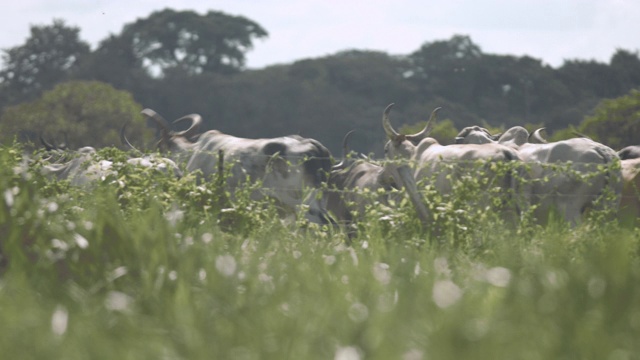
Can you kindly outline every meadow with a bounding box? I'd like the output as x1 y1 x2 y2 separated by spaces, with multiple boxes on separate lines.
1 143 639 360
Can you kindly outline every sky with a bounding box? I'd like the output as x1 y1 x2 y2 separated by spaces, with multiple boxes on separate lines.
1 0 639 69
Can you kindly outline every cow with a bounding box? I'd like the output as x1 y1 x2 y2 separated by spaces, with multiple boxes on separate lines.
381 104 525 227
619 158 640 225
38 125 183 187
39 146 183 187
40 135 69 152
120 122 184 178
39 146 115 187
325 130 399 231
453 125 623 225
618 145 640 160
455 125 546 146
141 108 336 225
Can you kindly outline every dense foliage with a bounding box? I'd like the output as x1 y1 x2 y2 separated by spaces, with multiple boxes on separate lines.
1 12 639 155
579 89 640 149
0 19 90 107
1 143 640 359
0 81 152 149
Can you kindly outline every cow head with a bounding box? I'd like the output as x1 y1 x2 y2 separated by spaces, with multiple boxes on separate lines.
618 146 640 160
455 125 533 148
332 130 358 171
497 126 529 148
141 108 203 153
455 126 500 144
258 136 334 225
382 103 439 226
382 103 440 162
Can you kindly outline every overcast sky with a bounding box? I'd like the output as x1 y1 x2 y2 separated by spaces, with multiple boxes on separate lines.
1 0 639 69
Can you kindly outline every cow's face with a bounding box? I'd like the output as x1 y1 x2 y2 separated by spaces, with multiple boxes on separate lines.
262 138 332 190
381 104 440 186
259 137 335 226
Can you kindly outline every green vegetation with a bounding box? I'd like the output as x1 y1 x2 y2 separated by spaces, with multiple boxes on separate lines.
2 143 640 359
578 89 640 149
1 9 640 358
2 13 640 154
0 81 152 149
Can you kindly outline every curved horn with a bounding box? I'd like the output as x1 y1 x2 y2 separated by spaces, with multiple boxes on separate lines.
382 103 402 141
142 108 173 150
529 128 547 144
120 121 144 155
173 113 202 138
40 135 56 151
333 130 356 170
410 107 441 139
571 131 592 140
141 108 172 134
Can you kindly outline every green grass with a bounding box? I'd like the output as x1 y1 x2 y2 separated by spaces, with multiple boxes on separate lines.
1 143 640 359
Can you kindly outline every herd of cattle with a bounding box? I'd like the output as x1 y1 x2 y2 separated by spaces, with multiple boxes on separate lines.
35 104 640 230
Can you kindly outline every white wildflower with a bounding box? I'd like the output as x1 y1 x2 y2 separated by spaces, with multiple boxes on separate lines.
51 305 68 336
216 255 237 277
432 280 462 308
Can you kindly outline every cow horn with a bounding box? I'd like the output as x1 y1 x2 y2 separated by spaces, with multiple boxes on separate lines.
173 113 202 138
410 107 441 139
40 135 56 151
382 103 402 141
120 121 144 155
529 128 547 143
141 108 172 134
333 130 356 170
142 108 173 150
571 131 592 140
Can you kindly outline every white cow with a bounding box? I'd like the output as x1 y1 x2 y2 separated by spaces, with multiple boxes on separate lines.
40 146 182 187
381 104 525 225
40 147 113 187
454 126 622 224
142 108 335 225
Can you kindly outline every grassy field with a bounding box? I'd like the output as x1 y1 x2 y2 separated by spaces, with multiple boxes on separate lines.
1 143 640 360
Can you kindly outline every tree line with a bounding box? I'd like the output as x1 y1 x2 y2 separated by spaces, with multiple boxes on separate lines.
1 8 639 155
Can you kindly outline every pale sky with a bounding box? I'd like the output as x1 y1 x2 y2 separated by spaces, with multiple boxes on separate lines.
1 0 639 69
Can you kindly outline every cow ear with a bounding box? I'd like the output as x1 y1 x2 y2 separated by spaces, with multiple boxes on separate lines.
263 141 287 157
263 141 289 178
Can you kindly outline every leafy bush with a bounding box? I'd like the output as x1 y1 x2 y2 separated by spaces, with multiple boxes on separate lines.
0 80 152 149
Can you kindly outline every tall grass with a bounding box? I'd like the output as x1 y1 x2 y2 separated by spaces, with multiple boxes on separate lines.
1 143 639 359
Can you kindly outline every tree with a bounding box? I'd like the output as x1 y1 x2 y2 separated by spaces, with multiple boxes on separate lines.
0 19 90 107
557 59 620 99
578 89 640 149
610 49 640 91
118 8 268 76
408 35 483 103
76 34 149 91
0 81 152 149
